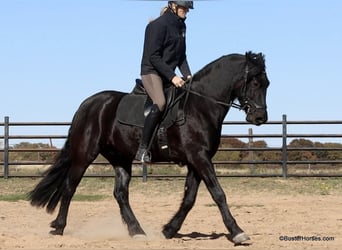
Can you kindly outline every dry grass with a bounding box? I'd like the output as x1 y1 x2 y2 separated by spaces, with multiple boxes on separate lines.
0 176 341 202
3 162 342 178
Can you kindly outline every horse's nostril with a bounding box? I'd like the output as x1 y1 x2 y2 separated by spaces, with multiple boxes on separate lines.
255 117 267 125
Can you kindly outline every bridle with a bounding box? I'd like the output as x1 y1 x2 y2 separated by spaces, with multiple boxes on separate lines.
239 65 268 114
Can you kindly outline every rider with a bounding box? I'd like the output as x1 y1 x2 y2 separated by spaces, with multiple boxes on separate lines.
135 1 193 163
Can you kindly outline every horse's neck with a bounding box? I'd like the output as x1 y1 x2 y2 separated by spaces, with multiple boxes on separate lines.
188 58 245 122
191 70 234 105
188 76 232 126
192 56 246 102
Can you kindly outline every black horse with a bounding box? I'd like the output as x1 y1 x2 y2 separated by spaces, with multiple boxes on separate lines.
29 52 269 245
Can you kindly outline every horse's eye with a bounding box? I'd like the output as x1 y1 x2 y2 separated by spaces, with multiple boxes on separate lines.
252 79 260 88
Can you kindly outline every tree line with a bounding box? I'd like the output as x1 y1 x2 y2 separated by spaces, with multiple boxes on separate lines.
2 138 342 163
214 138 342 163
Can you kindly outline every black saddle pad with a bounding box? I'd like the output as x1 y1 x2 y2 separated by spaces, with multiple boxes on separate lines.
117 94 147 128
117 90 185 129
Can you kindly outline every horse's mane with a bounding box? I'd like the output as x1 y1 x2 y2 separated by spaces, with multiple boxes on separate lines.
192 52 265 82
192 56 226 81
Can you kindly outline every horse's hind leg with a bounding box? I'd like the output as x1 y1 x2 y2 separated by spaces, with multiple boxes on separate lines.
49 161 91 235
163 168 201 238
114 165 146 237
50 162 86 235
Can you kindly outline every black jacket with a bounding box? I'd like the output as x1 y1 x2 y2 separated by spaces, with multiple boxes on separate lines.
140 8 191 82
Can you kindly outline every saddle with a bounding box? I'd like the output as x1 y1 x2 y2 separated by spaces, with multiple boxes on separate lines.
117 79 187 129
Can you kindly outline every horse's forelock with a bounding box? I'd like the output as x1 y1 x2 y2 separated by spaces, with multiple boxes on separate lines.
246 51 266 70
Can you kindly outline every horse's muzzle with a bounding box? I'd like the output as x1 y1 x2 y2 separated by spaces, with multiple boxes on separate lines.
245 106 268 126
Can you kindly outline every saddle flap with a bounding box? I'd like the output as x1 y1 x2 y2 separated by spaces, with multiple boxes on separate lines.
117 94 147 127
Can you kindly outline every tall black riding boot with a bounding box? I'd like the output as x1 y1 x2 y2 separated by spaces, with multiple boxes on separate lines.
135 104 162 163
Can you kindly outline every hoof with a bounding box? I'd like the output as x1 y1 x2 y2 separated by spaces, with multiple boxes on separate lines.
232 232 250 244
133 234 147 240
49 229 64 235
162 225 176 239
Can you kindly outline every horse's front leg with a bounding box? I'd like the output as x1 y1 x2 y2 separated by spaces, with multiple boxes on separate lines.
195 156 250 245
114 166 146 237
163 167 201 238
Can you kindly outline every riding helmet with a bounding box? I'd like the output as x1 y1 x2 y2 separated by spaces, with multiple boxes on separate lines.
169 1 194 9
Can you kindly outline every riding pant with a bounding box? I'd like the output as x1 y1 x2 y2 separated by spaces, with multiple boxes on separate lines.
141 74 166 112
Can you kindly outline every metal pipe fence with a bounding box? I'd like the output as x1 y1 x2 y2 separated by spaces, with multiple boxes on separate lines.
1 115 342 179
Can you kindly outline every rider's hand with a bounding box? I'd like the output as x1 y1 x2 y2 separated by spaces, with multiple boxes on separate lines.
172 75 185 88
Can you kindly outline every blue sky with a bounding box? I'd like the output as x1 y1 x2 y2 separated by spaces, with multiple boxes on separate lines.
1 0 341 144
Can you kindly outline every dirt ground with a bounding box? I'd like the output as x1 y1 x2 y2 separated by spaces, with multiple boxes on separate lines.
0 181 341 250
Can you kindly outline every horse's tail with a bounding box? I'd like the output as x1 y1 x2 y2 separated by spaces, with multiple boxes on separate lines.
28 130 72 213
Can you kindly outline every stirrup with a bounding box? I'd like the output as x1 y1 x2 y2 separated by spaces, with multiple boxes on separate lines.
141 151 151 163
135 147 151 163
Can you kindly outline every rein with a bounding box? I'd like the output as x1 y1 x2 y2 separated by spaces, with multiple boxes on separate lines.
184 84 242 109
182 64 249 110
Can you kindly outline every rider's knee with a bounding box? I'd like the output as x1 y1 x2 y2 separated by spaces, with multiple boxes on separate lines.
155 102 165 112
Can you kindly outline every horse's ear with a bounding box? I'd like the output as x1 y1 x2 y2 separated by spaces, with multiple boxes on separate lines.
257 53 266 69
245 51 259 62
246 51 265 66
245 51 266 74
258 53 265 62
245 51 252 59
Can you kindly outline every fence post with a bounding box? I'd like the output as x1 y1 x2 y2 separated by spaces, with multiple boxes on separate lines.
248 128 254 168
142 163 147 182
4 116 9 179
281 114 287 178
